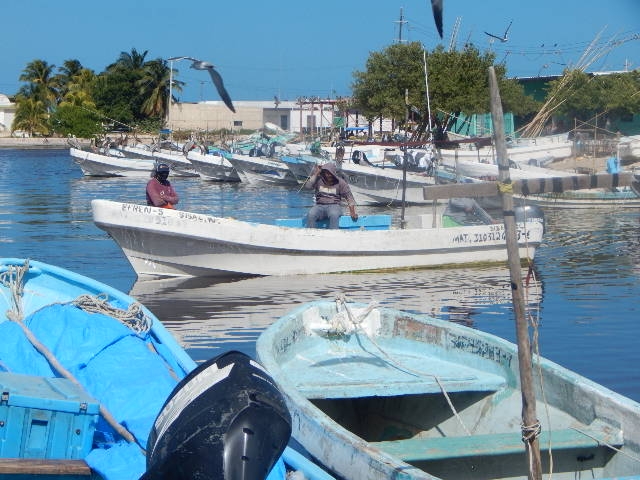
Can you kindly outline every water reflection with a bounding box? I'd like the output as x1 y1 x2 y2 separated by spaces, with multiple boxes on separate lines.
130 266 541 362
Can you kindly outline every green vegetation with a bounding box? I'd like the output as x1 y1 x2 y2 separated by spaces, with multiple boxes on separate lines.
11 44 640 138
349 42 539 138
12 48 180 138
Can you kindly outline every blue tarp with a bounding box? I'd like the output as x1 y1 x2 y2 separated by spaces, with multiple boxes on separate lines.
0 304 178 480
0 303 288 480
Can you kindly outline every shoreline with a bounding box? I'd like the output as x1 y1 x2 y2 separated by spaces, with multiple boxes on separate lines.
0 137 88 149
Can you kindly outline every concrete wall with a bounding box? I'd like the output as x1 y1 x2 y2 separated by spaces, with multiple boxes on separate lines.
167 100 373 134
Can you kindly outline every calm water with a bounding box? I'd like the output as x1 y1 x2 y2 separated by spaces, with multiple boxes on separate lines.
1 148 639 402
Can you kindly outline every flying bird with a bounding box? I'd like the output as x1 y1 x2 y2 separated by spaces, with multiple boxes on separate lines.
431 0 443 38
484 20 513 43
183 57 236 113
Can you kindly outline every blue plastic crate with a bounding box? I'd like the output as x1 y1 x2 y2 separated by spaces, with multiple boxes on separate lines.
0 372 99 459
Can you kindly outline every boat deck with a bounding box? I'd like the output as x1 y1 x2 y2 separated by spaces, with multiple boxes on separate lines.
285 338 507 399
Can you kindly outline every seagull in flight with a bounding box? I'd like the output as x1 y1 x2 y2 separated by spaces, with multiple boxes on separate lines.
485 20 513 43
430 0 443 38
179 57 236 113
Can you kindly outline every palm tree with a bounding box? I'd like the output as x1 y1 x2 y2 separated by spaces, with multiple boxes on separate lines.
19 59 58 110
12 96 50 136
137 59 170 118
107 48 148 72
137 59 184 119
55 59 85 99
61 68 97 106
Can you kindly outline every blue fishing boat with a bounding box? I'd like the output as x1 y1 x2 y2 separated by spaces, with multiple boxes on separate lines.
0 259 332 480
257 300 640 480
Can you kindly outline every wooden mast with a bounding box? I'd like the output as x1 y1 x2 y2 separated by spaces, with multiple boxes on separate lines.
488 66 542 480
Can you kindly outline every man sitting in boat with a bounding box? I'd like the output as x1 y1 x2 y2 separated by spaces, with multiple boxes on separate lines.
304 163 358 228
146 163 179 209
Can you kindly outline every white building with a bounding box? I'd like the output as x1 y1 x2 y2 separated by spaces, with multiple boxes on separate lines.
168 99 392 135
0 94 16 136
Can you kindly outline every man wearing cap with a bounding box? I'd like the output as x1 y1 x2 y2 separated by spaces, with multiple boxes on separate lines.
146 163 179 209
304 163 358 229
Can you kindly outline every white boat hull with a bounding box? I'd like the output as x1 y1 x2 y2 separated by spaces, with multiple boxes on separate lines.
91 199 543 278
227 153 297 185
340 162 438 206
186 150 240 181
70 147 156 177
518 188 640 208
438 134 573 164
120 145 199 177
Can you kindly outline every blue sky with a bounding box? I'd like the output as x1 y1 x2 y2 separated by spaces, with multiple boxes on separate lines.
2 0 638 103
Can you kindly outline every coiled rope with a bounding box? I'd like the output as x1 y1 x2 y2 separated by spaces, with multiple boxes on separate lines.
72 293 152 334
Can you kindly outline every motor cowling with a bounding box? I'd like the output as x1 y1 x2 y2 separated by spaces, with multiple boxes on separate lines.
142 351 292 480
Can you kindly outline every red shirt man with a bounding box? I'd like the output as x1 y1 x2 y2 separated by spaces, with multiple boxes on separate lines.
146 163 179 209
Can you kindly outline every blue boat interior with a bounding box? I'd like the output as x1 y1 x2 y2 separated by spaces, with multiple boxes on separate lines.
274 214 392 230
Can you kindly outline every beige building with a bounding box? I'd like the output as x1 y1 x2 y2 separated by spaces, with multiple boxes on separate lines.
168 99 388 134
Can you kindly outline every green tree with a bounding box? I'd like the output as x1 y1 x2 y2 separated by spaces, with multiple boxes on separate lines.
55 59 85 100
551 70 640 124
12 96 50 135
51 104 102 137
137 58 171 119
92 49 150 129
52 67 100 137
351 42 538 137
18 59 59 110
107 48 148 72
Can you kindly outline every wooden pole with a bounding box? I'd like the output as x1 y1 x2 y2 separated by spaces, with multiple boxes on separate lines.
400 148 408 228
488 66 542 480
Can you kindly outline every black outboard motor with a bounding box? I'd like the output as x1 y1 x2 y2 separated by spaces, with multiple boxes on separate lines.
514 204 545 233
142 351 292 480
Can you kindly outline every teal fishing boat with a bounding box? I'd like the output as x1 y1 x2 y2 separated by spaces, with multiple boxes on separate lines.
257 300 640 480
0 259 332 480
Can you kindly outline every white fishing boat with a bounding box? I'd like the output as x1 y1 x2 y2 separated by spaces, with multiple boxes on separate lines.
69 147 195 178
91 199 544 278
119 143 199 177
437 132 573 165
186 148 240 182
339 161 441 206
70 147 156 177
518 187 640 208
226 152 297 185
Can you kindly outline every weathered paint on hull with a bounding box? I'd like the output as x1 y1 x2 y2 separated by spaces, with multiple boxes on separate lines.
257 301 640 480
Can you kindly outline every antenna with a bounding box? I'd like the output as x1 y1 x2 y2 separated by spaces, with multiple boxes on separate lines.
394 7 408 43
448 16 461 52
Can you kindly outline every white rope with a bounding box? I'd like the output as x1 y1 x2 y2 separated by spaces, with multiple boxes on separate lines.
1 260 28 322
333 295 472 436
72 293 152 334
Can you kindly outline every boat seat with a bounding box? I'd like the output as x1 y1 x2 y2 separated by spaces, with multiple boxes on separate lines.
274 214 391 230
372 426 624 462
0 458 92 476
299 371 507 399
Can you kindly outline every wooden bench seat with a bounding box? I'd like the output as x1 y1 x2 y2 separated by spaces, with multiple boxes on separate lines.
274 215 391 230
0 458 92 476
372 427 624 462
299 371 507 400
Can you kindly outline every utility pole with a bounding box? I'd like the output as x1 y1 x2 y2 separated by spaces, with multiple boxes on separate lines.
395 8 407 43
